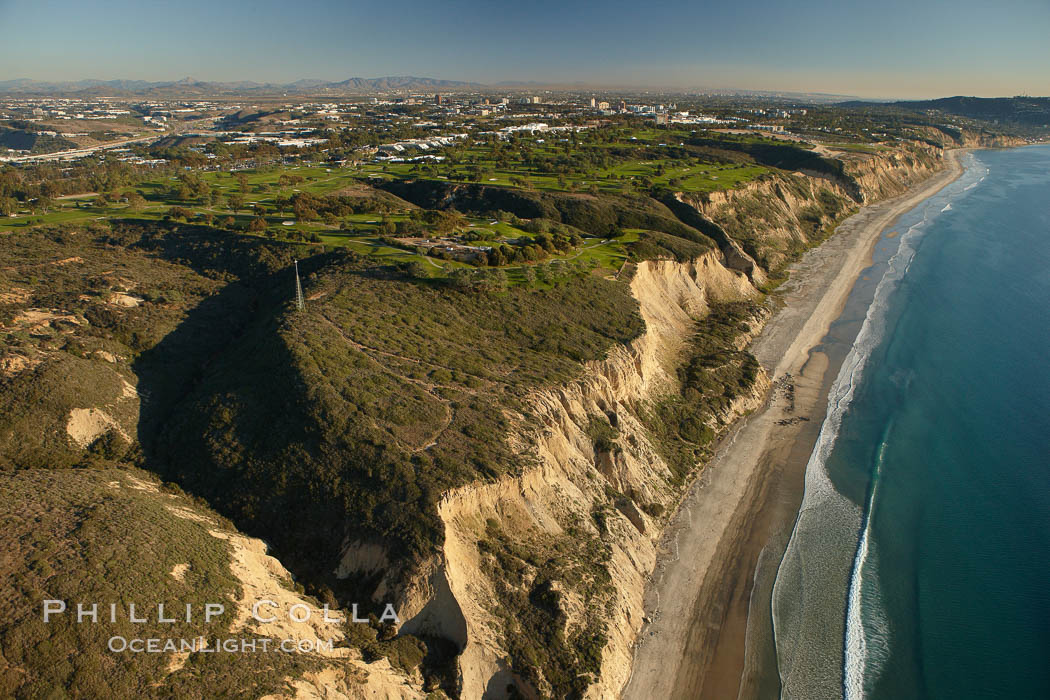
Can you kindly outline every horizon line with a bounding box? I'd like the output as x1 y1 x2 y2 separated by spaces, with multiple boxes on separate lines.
1 75 1043 103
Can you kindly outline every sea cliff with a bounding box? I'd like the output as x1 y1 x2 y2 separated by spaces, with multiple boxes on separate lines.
362 142 960 699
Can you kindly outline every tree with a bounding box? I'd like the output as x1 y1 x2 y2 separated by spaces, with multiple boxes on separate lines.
167 206 192 221
33 195 54 213
125 192 147 211
40 181 60 199
248 216 267 233
396 219 422 235
537 262 554 284
422 209 465 235
481 268 508 291
449 267 476 289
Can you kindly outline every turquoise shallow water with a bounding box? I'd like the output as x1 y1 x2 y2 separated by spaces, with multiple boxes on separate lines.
773 146 1050 699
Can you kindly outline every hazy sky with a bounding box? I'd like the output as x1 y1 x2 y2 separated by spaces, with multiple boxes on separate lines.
1 0 1048 98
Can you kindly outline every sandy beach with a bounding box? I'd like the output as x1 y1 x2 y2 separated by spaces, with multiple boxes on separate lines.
623 149 967 700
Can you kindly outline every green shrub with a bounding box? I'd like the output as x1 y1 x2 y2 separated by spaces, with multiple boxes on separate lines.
641 302 764 483
0 467 319 698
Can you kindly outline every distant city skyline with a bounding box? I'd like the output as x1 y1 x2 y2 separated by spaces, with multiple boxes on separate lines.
2 0 1048 99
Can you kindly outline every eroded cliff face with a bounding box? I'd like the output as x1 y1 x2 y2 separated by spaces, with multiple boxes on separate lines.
429 253 766 699
675 145 945 278
914 124 1028 150
333 144 950 699
839 145 944 202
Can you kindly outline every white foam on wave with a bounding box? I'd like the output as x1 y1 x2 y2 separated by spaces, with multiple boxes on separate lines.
773 152 987 698
836 209 933 697
773 196 934 697
842 153 988 698
844 430 893 699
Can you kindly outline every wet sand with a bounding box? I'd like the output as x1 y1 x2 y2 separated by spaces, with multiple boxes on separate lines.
623 149 967 700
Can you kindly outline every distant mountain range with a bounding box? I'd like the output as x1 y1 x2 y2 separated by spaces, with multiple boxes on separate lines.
842 96 1050 128
0 76 483 96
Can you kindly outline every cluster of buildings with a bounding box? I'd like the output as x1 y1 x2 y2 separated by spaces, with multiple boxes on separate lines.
489 122 590 139
375 133 467 160
1 87 823 168
98 147 170 166
221 132 328 148
1 97 239 127
0 97 137 122
742 107 808 118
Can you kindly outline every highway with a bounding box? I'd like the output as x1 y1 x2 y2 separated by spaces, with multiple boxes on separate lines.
0 117 217 163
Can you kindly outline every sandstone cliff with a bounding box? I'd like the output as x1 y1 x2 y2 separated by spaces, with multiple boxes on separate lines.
364 142 953 699
2 143 955 699
675 145 944 277
428 253 765 698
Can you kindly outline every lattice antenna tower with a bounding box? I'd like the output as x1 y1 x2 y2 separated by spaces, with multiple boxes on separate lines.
294 259 305 311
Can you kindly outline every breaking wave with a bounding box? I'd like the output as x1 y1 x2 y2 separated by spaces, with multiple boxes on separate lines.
772 153 986 699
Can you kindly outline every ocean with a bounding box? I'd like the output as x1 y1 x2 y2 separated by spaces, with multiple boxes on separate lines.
771 145 1050 699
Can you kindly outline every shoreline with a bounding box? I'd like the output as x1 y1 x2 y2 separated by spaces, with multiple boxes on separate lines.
622 148 968 700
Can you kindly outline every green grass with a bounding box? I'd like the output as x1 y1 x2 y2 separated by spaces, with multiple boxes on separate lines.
824 142 889 154
2 164 377 233
3 124 790 279
348 125 781 197
597 160 769 193
1 196 638 287
2 205 115 231
357 151 769 196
